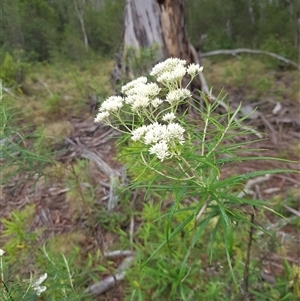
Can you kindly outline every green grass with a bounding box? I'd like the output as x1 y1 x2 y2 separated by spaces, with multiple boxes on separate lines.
203 56 299 103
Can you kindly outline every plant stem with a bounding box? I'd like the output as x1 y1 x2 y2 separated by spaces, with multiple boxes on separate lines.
244 211 255 296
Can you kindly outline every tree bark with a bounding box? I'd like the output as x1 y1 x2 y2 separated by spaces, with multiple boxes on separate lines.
117 0 202 108
123 0 194 66
74 0 89 51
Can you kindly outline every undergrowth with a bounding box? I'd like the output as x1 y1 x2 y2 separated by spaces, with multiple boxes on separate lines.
0 56 299 301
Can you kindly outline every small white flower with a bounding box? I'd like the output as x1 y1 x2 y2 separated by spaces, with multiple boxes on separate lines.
162 112 176 122
94 111 110 123
32 273 47 296
145 83 161 97
0 249 5 256
34 285 47 296
144 123 167 145
124 82 160 98
100 96 124 113
149 141 170 161
150 58 186 77
125 94 138 105
125 94 151 110
187 63 203 76
131 125 148 141
166 88 191 105
131 95 151 111
166 123 185 143
121 77 148 94
157 65 186 84
151 97 163 108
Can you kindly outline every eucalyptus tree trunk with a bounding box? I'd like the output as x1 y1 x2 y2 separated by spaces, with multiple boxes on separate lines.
74 0 89 51
122 0 196 74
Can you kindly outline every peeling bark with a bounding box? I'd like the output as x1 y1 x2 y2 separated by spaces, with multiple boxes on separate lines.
118 0 201 94
123 0 193 63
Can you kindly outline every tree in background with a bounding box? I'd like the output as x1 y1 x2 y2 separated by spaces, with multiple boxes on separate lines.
124 0 191 61
73 0 89 52
122 0 202 90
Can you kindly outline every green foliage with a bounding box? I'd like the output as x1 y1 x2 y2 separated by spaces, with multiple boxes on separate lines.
1 205 38 260
0 50 29 87
45 93 62 114
1 0 124 62
96 57 299 300
204 57 299 103
124 200 298 300
2 0 298 64
0 53 15 86
186 0 299 60
1 16 299 298
0 244 92 301
84 0 124 56
0 92 52 185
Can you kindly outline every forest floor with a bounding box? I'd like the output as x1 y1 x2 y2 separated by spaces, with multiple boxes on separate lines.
1 57 299 300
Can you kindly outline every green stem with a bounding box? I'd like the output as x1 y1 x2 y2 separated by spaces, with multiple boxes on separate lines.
201 102 211 157
206 102 242 158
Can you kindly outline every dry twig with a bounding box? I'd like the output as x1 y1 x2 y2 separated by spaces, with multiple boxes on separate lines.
200 48 300 70
85 256 135 295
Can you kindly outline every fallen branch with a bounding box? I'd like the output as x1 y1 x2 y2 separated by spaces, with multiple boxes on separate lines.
2 85 19 98
257 216 298 236
283 205 300 217
85 255 135 295
237 174 272 198
104 250 134 258
200 48 300 70
64 137 123 209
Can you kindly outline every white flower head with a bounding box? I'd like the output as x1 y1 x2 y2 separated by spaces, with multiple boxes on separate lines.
131 125 148 142
166 88 192 105
32 273 47 296
145 83 161 97
124 82 160 98
162 112 176 122
100 96 124 113
187 63 203 77
151 97 163 108
150 58 186 77
130 95 151 111
94 111 110 123
144 123 167 145
166 123 185 144
121 77 148 95
149 141 170 161
125 94 151 111
0 249 5 256
157 65 186 84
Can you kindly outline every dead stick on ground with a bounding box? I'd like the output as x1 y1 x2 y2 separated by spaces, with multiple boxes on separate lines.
85 256 135 295
200 48 300 70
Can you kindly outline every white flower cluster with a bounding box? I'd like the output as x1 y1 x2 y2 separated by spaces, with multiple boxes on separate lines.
32 273 47 296
94 96 124 122
122 77 161 111
132 122 185 161
94 57 204 161
150 58 203 87
166 88 191 105
0 249 4 256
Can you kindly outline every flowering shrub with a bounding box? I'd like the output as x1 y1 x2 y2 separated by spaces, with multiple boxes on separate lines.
95 58 293 286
